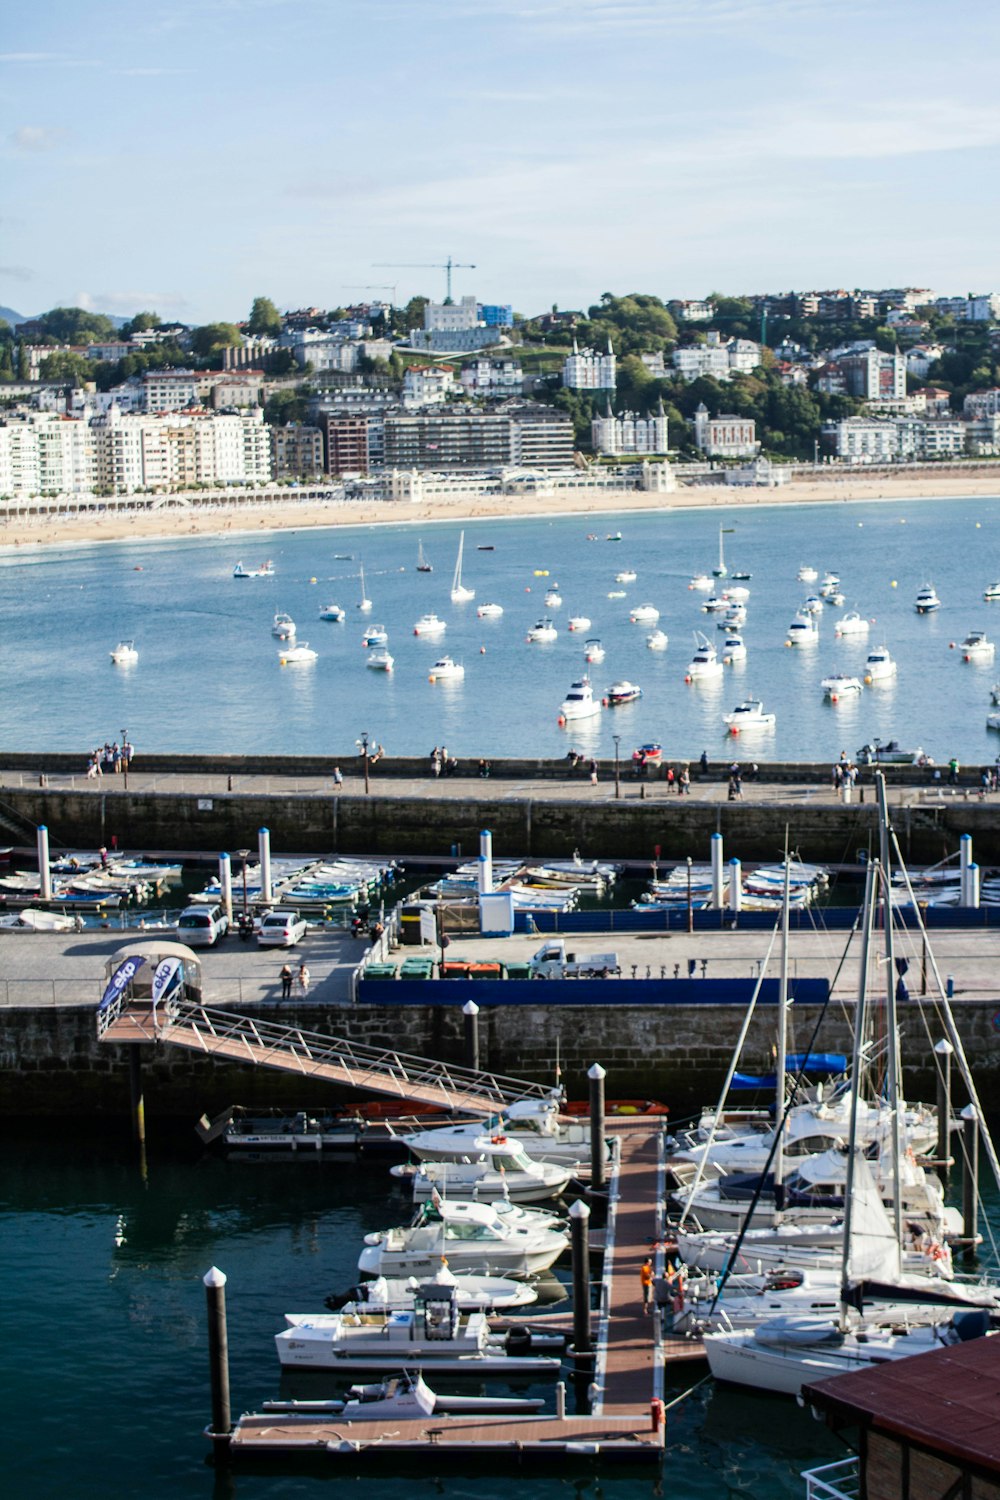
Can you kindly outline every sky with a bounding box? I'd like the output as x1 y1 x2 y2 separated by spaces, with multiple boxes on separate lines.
3 0 1000 326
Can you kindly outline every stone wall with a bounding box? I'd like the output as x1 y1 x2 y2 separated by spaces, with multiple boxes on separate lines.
3 994 995 1124
0 784 989 863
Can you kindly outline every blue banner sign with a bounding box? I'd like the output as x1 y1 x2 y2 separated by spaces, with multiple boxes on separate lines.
98 955 147 1012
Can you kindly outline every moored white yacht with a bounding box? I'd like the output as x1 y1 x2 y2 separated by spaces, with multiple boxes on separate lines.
787 612 819 645
413 613 447 637
702 595 729 613
356 1198 568 1278
605 679 642 705
566 615 591 632
689 572 713 591
366 647 394 672
278 642 317 664
450 531 475 602
403 1097 596 1170
558 675 601 721
722 632 747 663
834 610 869 637
109 640 138 664
476 602 503 618
646 629 669 651
686 631 724 679
915 582 941 614
584 637 605 663
984 582 1000 602
797 565 818 582
629 603 660 623
959 629 995 661
724 585 750 603
864 644 897 682
319 603 345 622
428 656 464 681
615 569 637 583
526 618 558 643
818 572 841 598
802 595 825 615
723 697 776 732
392 1137 573 1204
271 612 296 638
362 623 388 647
821 672 863 700
543 586 562 608
357 563 372 613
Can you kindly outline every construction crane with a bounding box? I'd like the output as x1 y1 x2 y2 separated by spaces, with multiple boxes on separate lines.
373 257 475 302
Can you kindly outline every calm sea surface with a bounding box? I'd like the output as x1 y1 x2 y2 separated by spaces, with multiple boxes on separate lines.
3 494 1000 763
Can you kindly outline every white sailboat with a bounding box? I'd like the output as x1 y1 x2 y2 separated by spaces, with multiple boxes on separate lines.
714 526 733 578
450 531 475 602
357 563 372 613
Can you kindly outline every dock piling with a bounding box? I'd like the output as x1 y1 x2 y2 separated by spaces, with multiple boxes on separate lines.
258 826 272 905
588 1063 607 1193
935 1038 953 1176
961 1104 979 1253
569 1199 592 1369
37 823 52 902
204 1267 232 1457
462 1000 480 1071
218 853 233 926
128 1048 146 1148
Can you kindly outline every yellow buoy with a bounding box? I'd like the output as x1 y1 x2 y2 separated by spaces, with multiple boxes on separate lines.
890 580 897 588
864 674 872 684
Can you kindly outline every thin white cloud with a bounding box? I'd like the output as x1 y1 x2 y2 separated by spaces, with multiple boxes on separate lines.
0 265 34 282
76 289 191 314
11 125 69 153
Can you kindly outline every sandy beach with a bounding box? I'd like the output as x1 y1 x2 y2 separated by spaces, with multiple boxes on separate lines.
2 470 999 551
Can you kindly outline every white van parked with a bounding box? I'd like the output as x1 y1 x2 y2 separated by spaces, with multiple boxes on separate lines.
175 903 230 948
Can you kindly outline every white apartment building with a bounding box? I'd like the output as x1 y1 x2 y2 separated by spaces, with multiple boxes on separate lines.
933 294 1000 322
91 406 273 493
460 359 524 398
966 413 1000 455
668 299 716 322
905 344 945 379
210 374 266 409
639 352 667 377
402 365 456 407
692 404 758 458
964 389 1000 418
591 403 668 455
282 330 361 373
672 331 762 383
0 412 96 496
143 370 200 413
825 415 966 463
838 347 907 401
562 341 617 390
424 296 479 333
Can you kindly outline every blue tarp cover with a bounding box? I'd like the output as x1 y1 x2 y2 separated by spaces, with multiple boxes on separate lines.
731 1052 847 1089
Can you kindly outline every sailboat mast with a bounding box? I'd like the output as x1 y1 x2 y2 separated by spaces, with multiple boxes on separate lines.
840 857 877 1330
453 531 464 592
877 775 906 1253
774 855 791 1213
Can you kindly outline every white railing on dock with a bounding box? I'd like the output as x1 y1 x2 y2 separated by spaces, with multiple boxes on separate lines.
96 991 554 1110
801 1456 860 1500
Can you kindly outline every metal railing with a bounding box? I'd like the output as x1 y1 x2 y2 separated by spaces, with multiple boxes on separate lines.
801 1456 860 1500
97 993 554 1109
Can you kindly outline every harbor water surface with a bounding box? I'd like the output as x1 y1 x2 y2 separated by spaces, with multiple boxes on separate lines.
4 495 1000 763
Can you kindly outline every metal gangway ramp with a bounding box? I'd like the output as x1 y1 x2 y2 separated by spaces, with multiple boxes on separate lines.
97 992 553 1114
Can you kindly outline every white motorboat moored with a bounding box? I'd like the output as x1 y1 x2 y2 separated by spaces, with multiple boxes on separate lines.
834 611 869 637
686 631 724 679
403 1097 597 1169
722 633 746 662
787 612 819 645
797 565 818 582
362 624 388 647
275 1283 563 1375
109 640 138 664
702 595 729 613
802 595 825 615
543 587 562 608
428 656 464 681
915 582 941 614
724 585 750 603
629 603 660 624
723 697 776 732
413 613 447 637
476 602 504 618
821 672 863 700
233 559 274 578
393 1137 573 1203
567 615 591 632
646 629 669 651
984 582 1000 602
279 642 317 664
584 637 605 663
559 675 601 721
366 647 394 672
689 573 713 591
864 645 897 682
271 613 296 639
319 603 345 622
526 618 558 643
615 569 637 583
605 679 642 705
357 1198 569 1278
959 630 995 661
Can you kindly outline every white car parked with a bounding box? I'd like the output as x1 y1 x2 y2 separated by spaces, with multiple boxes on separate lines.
174 903 229 948
256 908 308 947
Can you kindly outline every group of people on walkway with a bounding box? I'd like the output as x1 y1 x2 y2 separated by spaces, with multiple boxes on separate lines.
279 963 311 999
429 746 459 777
86 737 134 778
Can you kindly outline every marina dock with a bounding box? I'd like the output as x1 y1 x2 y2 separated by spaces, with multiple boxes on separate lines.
224 1122 676 1467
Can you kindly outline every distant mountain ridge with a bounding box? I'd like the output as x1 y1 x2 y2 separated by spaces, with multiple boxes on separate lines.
0 307 128 330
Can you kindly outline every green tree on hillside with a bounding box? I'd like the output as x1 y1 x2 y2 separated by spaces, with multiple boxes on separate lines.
190 323 244 362
39 351 93 384
35 307 118 344
120 310 160 337
248 297 283 336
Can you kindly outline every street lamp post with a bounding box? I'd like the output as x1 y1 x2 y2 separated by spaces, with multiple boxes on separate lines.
686 855 694 935
356 732 370 795
612 734 621 800
236 848 250 919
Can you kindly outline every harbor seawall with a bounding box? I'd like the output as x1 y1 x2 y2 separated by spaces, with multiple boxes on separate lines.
0 782 991 864
4 995 999 1122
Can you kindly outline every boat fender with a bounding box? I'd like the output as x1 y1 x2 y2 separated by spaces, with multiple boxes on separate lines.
480 647 486 654
491 1134 507 1145
505 1325 534 1357
557 715 566 727
950 642 956 649
684 674 691 683
602 697 609 706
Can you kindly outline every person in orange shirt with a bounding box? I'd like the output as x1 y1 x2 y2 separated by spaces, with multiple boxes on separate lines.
639 1257 654 1313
